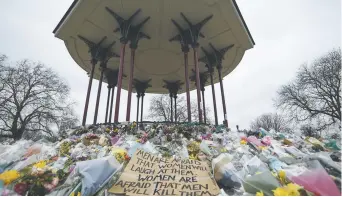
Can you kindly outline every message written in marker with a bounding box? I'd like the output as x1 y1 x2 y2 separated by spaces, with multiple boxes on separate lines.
109 149 220 196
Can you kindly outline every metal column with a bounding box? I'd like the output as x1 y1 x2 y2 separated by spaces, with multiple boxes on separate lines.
105 86 111 123
126 48 135 121
201 88 206 124
114 44 126 122
82 62 96 126
93 66 105 125
209 70 218 126
183 47 191 122
193 47 203 123
136 93 140 123
108 86 115 124
170 93 173 122
218 67 228 127
174 95 177 123
140 93 145 123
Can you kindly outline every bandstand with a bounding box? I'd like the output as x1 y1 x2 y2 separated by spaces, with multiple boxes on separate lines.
53 0 255 127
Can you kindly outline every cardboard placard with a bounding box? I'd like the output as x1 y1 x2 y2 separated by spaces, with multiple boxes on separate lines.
109 149 220 196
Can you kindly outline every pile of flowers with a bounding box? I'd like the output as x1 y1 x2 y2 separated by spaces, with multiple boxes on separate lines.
0 122 340 196
0 159 70 196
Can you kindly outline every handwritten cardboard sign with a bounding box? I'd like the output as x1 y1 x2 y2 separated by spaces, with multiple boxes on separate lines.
109 149 220 196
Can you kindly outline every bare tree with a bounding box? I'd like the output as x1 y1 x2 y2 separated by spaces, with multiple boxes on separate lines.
0 55 79 141
0 54 8 106
250 113 290 132
300 124 320 138
275 48 341 131
147 94 212 123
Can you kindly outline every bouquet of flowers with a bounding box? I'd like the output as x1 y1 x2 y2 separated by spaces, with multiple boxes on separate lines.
5 159 71 196
111 148 130 163
83 133 99 145
59 141 72 157
187 141 201 160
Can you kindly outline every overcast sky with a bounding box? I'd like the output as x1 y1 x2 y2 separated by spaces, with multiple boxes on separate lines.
0 0 340 130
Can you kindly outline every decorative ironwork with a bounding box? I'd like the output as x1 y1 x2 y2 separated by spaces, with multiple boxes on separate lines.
105 7 142 44
134 79 152 95
199 43 234 127
133 79 152 123
128 17 151 49
163 80 183 96
163 80 183 122
77 35 106 65
200 44 235 70
169 13 213 48
104 69 119 88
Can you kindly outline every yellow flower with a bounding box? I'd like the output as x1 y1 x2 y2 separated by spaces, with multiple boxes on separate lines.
278 170 286 178
70 192 75 196
273 187 289 196
112 148 128 163
114 128 119 133
286 183 301 190
287 188 300 196
278 170 286 184
259 146 267 151
0 170 20 185
285 183 301 196
255 171 263 175
33 160 46 169
105 128 110 133
256 191 264 196
272 183 301 196
189 154 198 160
240 140 247 145
77 192 81 196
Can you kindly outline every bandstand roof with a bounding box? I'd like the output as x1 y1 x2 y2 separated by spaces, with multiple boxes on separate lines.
53 0 254 94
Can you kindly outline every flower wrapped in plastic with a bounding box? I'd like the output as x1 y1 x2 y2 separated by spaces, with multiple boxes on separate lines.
267 157 288 173
73 156 122 196
59 141 72 157
13 168 62 196
283 160 340 196
261 136 272 146
70 144 91 161
136 132 148 144
247 136 264 149
200 140 212 156
111 147 130 163
0 140 33 169
284 146 307 159
212 153 242 190
83 133 99 145
98 135 110 146
24 144 43 158
240 156 281 196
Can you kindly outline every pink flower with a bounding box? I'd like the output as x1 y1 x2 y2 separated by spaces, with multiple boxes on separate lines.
44 183 56 191
52 177 59 186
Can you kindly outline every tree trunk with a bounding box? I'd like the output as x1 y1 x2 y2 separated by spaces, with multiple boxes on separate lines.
14 128 25 140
